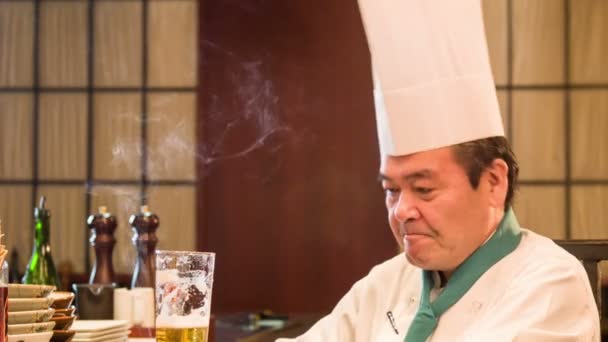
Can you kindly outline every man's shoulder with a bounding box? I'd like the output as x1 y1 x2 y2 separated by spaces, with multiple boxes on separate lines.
518 229 584 266
471 228 597 318
473 228 594 301
511 228 591 284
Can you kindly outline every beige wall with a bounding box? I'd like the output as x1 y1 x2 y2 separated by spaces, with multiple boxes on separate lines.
0 0 198 275
1 1 607 277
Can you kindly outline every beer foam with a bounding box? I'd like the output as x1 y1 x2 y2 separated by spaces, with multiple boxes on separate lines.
156 312 210 329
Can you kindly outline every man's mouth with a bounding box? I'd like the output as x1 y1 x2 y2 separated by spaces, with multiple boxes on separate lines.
403 233 429 241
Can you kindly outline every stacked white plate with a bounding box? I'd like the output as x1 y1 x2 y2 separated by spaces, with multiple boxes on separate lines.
70 320 130 342
7 284 57 342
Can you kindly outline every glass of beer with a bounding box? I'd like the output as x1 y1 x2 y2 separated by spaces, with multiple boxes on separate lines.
155 250 215 342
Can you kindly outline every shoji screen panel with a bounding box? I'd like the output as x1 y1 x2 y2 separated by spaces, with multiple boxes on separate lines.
482 0 608 242
0 0 199 278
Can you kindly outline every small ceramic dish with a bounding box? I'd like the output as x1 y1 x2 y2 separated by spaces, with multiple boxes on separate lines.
48 292 75 310
8 331 54 342
8 298 54 312
51 330 75 342
7 321 56 335
7 308 55 324
8 284 56 299
52 306 75 317
50 315 76 331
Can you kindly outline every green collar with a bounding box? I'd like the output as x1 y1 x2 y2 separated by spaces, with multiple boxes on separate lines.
404 209 522 341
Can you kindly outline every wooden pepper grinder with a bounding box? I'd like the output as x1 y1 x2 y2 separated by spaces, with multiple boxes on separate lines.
130 205 159 288
87 206 117 284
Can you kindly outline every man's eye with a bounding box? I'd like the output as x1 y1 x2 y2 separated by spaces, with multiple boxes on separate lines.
415 187 433 195
384 188 400 195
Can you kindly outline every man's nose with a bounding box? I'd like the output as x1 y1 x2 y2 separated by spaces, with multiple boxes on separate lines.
393 193 420 223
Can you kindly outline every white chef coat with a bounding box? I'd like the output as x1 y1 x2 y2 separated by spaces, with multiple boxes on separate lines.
276 229 600 342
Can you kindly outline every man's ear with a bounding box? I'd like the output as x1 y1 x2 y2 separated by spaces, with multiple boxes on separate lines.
485 158 509 208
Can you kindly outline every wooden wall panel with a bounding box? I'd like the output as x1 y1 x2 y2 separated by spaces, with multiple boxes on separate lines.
514 186 566 239
570 0 608 84
39 1 87 87
0 186 32 274
512 91 565 180
513 0 564 84
0 94 33 180
571 186 608 239
94 0 142 87
482 0 508 86
147 93 196 181
147 186 196 252
148 1 197 87
0 2 34 87
93 93 142 180
39 94 87 180
497 90 509 138
571 90 608 180
198 0 395 313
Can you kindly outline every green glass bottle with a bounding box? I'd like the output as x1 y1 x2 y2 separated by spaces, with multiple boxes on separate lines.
22 196 61 289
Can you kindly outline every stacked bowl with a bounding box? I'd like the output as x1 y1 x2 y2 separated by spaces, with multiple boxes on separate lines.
7 284 56 342
48 291 76 342
6 285 77 342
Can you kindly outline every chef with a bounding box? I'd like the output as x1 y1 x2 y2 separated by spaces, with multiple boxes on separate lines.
277 0 600 341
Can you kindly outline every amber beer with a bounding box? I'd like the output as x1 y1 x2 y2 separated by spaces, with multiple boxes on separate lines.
155 325 209 342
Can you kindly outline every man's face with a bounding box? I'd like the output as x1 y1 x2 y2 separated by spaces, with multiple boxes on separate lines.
379 147 505 273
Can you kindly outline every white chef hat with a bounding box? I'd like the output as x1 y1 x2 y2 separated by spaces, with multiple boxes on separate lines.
359 0 504 156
